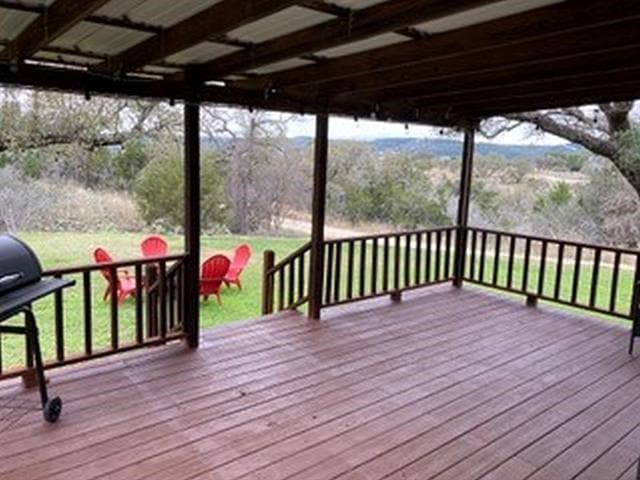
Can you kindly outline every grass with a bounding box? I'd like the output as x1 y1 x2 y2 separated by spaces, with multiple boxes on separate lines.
1 231 306 369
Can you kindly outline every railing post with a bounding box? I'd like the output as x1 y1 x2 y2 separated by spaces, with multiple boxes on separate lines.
183 94 201 348
309 114 329 320
262 250 275 315
629 260 640 354
454 127 475 287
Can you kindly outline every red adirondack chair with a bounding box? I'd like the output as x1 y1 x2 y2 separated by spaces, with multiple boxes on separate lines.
141 235 168 258
93 248 137 305
224 244 251 290
199 255 231 305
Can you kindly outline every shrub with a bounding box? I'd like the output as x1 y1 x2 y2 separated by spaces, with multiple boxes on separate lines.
134 145 227 231
0 165 144 233
337 154 451 229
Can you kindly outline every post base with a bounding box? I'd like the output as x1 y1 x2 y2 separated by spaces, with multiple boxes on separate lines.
391 291 402 303
22 368 47 389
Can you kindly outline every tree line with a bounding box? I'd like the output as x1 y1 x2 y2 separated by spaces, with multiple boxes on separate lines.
0 88 638 248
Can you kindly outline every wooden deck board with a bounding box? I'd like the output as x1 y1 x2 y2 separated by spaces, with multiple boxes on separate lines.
0 285 638 480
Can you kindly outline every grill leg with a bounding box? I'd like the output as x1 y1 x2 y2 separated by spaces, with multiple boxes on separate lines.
24 309 48 407
24 308 62 422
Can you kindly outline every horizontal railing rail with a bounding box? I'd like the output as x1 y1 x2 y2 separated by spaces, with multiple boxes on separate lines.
462 227 640 320
262 242 311 315
0 253 187 380
322 226 458 308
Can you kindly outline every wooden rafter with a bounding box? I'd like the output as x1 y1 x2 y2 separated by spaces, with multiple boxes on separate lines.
363 47 640 105
235 0 640 91
321 17 640 100
198 0 497 80
94 0 299 75
408 66 640 112
454 81 640 118
0 0 110 61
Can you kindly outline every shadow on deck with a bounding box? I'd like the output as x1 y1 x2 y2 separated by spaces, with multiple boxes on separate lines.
0 285 638 480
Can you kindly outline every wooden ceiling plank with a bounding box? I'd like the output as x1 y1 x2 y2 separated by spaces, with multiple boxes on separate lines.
0 0 110 61
95 0 299 75
235 0 640 90
407 66 640 111
452 81 640 118
361 47 640 104
199 0 497 79
322 19 640 100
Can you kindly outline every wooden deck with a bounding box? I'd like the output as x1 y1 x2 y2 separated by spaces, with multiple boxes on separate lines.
1 285 639 480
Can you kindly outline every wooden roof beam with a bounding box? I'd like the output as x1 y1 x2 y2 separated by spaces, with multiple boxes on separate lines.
454 81 640 119
0 62 466 127
320 18 640 101
404 66 640 112
236 0 640 91
360 47 640 105
0 0 110 61
95 0 299 76
197 0 497 80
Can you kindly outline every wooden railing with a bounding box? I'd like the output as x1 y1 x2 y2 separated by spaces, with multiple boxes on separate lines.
262 243 311 314
263 225 640 323
262 227 458 314
462 227 640 319
0 254 187 380
322 227 458 307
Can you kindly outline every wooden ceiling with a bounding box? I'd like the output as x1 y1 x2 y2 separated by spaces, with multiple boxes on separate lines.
0 0 638 126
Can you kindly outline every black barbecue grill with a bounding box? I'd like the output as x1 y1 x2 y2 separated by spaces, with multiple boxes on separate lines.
0 234 74 423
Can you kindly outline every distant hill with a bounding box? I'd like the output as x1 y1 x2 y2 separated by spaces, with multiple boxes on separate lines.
290 136 583 160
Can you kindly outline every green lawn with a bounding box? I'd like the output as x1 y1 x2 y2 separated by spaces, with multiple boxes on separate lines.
1 231 306 369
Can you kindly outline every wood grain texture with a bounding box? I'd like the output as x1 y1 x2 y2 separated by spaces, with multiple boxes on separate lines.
0 285 636 480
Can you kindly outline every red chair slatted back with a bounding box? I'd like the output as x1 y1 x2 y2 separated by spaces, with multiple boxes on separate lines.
93 247 116 284
201 255 231 284
230 244 251 274
141 235 168 258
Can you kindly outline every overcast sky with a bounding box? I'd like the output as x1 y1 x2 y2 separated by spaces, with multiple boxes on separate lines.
285 114 568 145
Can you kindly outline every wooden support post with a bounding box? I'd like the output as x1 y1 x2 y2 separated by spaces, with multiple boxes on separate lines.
308 114 329 320
262 250 275 315
453 128 475 287
183 99 201 348
629 274 640 354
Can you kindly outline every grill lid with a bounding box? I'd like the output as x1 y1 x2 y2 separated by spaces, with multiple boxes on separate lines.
0 234 42 295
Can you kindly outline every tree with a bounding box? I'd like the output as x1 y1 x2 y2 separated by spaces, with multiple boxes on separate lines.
336 152 451 229
0 88 181 152
134 142 227 231
213 109 306 234
482 102 640 195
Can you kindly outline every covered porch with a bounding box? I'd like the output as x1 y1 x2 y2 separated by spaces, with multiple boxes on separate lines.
1 285 638 480
1 0 640 478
